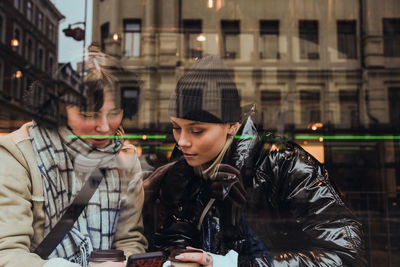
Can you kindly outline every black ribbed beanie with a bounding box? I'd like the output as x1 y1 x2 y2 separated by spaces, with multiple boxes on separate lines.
169 55 241 123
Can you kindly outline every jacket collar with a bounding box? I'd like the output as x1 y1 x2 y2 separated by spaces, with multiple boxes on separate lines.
224 115 259 170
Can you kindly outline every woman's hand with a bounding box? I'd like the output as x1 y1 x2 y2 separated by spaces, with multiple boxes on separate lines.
170 248 213 267
163 247 238 267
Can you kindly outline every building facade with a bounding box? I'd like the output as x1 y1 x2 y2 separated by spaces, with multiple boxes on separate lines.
0 0 64 131
92 0 400 265
91 0 400 130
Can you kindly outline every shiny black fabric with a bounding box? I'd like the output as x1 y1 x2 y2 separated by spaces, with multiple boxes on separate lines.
143 116 366 266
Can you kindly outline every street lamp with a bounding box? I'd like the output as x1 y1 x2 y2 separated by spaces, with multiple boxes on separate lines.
112 33 120 42
11 39 19 47
196 34 206 41
63 25 85 41
13 70 23 79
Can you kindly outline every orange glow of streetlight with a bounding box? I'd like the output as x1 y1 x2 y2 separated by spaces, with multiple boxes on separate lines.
309 122 324 131
11 39 19 47
208 0 214 8
15 70 23 79
196 34 206 41
112 33 119 42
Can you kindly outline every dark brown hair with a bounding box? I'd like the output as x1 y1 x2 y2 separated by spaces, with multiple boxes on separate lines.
27 53 135 129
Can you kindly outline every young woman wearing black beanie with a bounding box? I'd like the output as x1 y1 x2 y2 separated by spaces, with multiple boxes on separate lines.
139 55 366 267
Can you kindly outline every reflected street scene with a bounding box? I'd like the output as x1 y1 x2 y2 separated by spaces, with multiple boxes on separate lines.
0 0 400 266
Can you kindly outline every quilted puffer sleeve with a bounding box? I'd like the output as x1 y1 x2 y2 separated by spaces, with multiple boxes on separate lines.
266 143 366 266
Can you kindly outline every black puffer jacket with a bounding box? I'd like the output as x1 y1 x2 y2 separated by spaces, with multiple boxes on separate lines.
143 117 366 266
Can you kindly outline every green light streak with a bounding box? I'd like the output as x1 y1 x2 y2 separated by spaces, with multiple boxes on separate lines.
234 135 256 139
156 146 174 151
331 146 362 151
67 134 400 142
295 135 400 140
142 135 167 139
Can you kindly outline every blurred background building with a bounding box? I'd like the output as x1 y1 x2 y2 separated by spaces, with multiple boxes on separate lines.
0 0 65 131
90 0 400 265
0 0 85 131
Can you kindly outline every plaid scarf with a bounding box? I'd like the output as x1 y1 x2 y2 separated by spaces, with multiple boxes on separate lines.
29 122 123 266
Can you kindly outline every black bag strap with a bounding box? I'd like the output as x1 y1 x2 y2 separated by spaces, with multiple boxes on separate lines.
34 168 105 259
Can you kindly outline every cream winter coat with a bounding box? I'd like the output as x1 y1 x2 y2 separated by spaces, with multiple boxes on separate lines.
0 123 147 267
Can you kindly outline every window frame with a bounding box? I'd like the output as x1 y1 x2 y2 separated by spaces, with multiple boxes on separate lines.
182 19 203 59
299 20 320 60
100 22 110 52
123 19 142 58
27 1 33 22
383 18 400 57
259 20 280 60
37 11 43 32
25 36 35 64
221 20 240 59
37 45 44 71
14 0 20 10
337 20 358 59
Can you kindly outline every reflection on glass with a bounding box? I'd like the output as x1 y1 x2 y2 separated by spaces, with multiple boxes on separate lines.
0 0 399 265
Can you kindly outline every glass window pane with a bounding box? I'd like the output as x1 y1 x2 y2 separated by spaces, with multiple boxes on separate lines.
124 20 141 57
183 20 202 58
383 18 400 57
2 2 400 266
260 20 279 59
337 20 357 59
221 20 240 59
299 20 319 59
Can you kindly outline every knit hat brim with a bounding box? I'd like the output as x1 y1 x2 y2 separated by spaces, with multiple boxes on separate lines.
169 55 241 123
